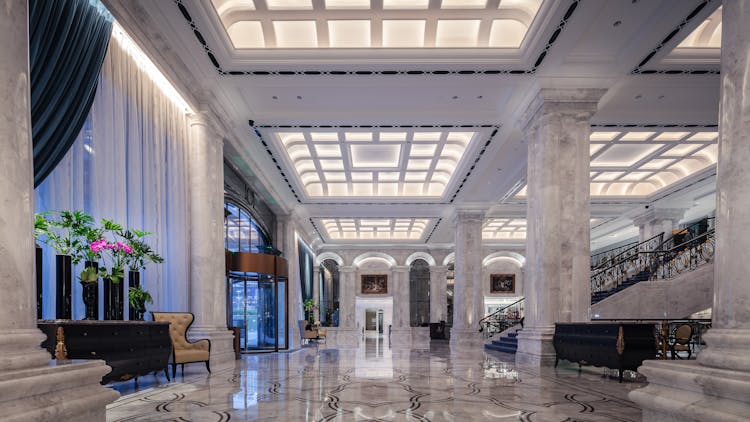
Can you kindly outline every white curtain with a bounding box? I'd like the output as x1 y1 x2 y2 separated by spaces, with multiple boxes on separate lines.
35 25 190 319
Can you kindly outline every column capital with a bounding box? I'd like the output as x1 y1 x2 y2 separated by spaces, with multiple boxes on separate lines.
630 207 686 226
519 88 607 131
452 209 486 226
429 265 449 273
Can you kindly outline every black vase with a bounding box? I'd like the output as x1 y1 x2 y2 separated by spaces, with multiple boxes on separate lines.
36 245 43 319
55 255 72 319
81 281 98 320
128 271 143 320
104 277 124 320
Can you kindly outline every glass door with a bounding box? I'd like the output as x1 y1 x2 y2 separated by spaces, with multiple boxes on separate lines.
228 271 287 352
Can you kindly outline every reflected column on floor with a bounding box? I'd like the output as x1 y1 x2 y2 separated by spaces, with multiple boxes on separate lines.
450 209 485 350
391 265 412 348
0 3 118 419
187 112 234 369
630 3 750 419
514 88 605 367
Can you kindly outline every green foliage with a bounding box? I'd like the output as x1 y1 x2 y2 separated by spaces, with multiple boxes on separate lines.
128 286 153 310
79 265 99 283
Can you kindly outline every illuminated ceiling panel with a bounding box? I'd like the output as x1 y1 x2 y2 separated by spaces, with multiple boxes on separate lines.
210 0 543 49
318 218 432 241
264 128 480 199
515 129 718 198
483 218 526 240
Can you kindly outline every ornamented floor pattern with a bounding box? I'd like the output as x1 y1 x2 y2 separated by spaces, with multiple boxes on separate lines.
107 338 644 421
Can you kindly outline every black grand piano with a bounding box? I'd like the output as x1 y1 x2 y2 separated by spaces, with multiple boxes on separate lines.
38 320 171 384
553 322 656 382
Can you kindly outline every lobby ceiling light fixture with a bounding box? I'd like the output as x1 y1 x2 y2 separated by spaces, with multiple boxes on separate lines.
318 218 432 240
516 129 718 198
210 0 543 49
267 128 477 198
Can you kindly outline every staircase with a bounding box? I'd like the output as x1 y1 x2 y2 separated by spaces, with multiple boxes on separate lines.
485 331 518 354
591 269 651 304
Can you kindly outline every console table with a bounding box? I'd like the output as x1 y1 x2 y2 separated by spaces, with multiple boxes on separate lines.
38 320 171 384
553 322 656 382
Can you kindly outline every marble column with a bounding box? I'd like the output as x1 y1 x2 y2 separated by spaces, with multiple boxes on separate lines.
276 214 304 350
514 88 605 367
450 210 485 350
631 208 685 246
312 266 320 322
0 4 118 419
429 265 448 323
630 4 750 419
187 113 234 369
391 265 412 347
336 265 359 347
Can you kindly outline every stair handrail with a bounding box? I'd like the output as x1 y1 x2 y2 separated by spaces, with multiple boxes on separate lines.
590 231 665 294
478 297 524 338
591 240 639 270
645 228 715 281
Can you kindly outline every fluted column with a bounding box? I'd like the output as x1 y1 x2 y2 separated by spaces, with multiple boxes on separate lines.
276 214 304 350
312 265 320 321
0 4 117 419
187 113 234 368
514 88 605 367
391 265 412 347
336 265 358 347
631 4 750 419
450 210 485 350
429 266 448 323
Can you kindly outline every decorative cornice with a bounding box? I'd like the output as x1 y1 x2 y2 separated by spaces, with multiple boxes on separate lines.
172 0 579 76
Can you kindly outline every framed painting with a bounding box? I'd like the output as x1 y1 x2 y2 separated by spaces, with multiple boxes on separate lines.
361 274 388 294
490 274 515 294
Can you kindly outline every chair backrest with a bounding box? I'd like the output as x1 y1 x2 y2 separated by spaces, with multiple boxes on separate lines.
153 312 195 349
674 324 693 345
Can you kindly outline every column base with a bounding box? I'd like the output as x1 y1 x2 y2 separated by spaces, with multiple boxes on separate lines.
390 328 412 348
325 328 359 348
0 359 119 422
630 359 750 422
514 327 557 367
189 326 236 372
411 327 430 349
449 328 483 350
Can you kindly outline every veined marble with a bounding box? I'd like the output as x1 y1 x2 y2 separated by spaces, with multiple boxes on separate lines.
107 339 644 421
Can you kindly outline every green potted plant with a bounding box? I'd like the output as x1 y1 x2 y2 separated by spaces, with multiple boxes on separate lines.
35 210 96 320
122 228 163 320
128 285 153 321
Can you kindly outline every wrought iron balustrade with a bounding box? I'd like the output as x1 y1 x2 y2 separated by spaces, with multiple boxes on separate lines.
478 297 524 339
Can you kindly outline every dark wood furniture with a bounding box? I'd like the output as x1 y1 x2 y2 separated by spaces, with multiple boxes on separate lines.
38 320 171 384
553 322 656 382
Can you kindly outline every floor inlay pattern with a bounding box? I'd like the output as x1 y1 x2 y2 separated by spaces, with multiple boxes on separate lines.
107 339 644 421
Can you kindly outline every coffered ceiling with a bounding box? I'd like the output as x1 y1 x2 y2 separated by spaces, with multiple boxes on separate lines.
103 0 723 249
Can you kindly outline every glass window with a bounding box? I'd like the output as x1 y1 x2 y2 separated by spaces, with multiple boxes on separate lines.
409 259 431 327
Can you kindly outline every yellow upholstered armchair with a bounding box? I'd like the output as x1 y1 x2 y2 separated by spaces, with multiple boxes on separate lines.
152 312 211 378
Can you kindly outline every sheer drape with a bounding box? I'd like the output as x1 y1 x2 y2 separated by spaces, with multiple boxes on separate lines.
35 25 190 319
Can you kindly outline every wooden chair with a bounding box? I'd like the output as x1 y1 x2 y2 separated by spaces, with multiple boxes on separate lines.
299 320 319 344
669 323 694 360
152 312 211 378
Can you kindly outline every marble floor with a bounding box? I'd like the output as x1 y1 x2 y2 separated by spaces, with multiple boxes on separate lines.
106 338 645 421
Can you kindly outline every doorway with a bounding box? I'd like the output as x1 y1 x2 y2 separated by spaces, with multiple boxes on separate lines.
355 297 393 340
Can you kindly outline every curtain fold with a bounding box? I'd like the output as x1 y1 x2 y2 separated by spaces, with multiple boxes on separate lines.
30 0 113 187
35 24 190 320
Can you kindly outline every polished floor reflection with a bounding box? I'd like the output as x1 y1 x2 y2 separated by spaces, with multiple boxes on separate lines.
107 338 644 421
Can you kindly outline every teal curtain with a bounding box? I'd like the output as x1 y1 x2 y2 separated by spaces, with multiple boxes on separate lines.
30 0 113 187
